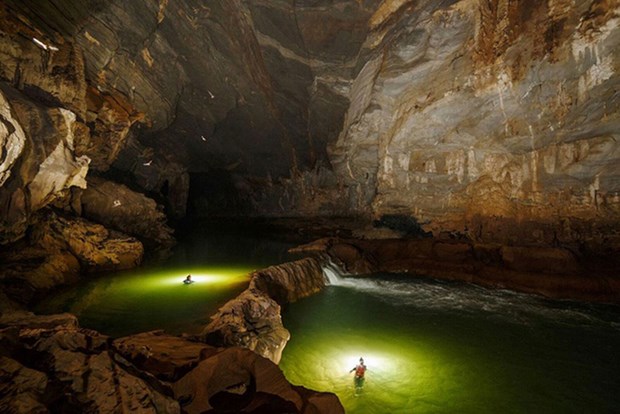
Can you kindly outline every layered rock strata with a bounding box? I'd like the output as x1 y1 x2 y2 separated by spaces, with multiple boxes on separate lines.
3 0 618 253
200 257 326 364
0 313 343 413
0 4 174 301
0 211 143 305
293 237 620 303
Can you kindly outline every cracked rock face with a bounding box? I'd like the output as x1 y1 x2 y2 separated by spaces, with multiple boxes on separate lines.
2 0 619 250
327 0 620 249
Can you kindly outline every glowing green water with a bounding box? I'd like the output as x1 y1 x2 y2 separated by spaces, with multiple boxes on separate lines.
280 276 620 414
35 266 251 337
36 228 295 337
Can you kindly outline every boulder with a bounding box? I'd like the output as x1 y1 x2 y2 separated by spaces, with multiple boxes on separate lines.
0 313 179 414
0 210 144 305
113 330 217 382
201 288 290 365
81 176 175 248
202 257 329 364
30 210 143 272
0 356 48 414
172 346 343 414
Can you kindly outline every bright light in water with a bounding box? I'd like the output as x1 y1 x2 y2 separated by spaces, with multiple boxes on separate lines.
156 270 248 286
35 266 253 337
333 351 398 378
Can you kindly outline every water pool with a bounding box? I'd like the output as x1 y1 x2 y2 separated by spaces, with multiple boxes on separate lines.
35 228 295 337
279 273 620 413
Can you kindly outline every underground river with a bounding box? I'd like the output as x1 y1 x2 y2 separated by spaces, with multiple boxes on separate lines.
280 270 620 413
35 228 620 413
35 225 297 337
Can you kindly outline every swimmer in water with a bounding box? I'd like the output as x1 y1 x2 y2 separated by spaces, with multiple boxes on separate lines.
350 357 367 395
183 274 193 284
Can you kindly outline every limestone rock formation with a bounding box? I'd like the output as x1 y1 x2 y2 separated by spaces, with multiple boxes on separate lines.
0 84 90 244
294 237 620 303
201 258 326 364
80 176 175 248
30 210 144 271
201 288 290 366
0 3 162 249
3 0 618 252
323 0 620 251
0 313 180 414
0 315 344 414
0 211 143 305
250 257 327 304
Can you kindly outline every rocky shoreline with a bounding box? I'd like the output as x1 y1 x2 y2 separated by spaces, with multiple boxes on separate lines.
3 231 619 413
292 237 620 304
0 256 344 414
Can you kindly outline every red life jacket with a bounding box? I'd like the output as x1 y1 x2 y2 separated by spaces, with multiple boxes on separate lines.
355 365 366 378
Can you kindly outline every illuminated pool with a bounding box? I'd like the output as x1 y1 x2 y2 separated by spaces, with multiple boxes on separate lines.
35 266 252 337
279 274 620 413
36 228 295 337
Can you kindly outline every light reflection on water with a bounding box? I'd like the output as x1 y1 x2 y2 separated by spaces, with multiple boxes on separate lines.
35 228 297 337
280 273 620 414
35 267 252 337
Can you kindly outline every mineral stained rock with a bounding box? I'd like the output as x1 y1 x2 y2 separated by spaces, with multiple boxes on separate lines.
3 0 618 249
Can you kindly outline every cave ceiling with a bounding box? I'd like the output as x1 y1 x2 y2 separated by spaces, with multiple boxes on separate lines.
4 0 379 177
1 0 618 247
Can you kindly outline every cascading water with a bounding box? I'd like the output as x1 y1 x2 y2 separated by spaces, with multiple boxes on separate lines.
283 269 620 414
322 260 348 286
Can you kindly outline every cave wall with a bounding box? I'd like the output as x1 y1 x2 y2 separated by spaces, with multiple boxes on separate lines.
257 0 620 251
1 0 619 251
329 0 620 249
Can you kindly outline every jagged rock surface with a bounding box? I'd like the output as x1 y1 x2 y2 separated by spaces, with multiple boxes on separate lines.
0 4 155 252
80 176 175 248
0 315 344 414
0 210 143 304
201 257 326 364
326 0 620 252
0 83 90 244
0 313 181 414
3 0 618 250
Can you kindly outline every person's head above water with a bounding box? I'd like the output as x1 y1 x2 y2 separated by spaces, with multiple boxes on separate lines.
359 357 364 364
186 274 191 280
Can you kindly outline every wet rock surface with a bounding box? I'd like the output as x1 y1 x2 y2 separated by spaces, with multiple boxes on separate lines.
0 210 143 305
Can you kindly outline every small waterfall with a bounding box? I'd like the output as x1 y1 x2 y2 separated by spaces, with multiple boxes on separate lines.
320 265 619 328
322 260 344 285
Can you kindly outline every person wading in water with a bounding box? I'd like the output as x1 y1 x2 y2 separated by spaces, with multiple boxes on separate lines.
350 357 367 395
